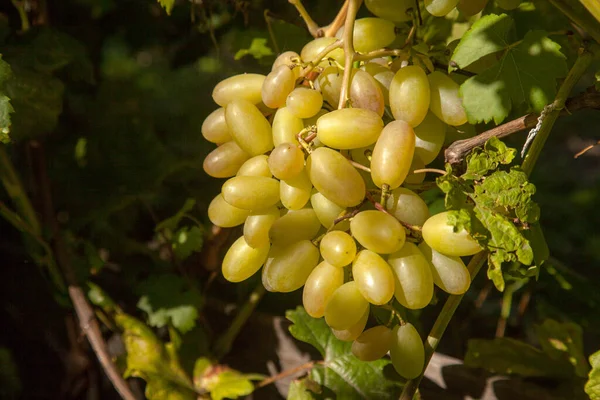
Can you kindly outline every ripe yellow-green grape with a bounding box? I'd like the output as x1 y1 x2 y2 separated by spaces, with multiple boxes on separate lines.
207 194 251 228
365 0 414 22
202 108 232 144
222 236 270 282
268 143 305 181
306 147 366 207
302 261 344 318
425 0 460 16
203 141 250 178
316 108 383 150
363 62 394 106
352 250 395 305
316 65 343 108
261 65 296 109
371 120 416 189
212 73 265 106
389 65 430 127
243 206 280 248
496 0 520 10
350 210 406 254
225 98 274 156
350 69 385 117
324 281 370 330
320 231 357 267
261 245 283 292
404 154 426 185
280 169 313 210
457 0 488 15
303 108 328 128
272 107 304 146
300 37 345 67
428 71 468 126
222 176 280 210
352 325 394 361
388 242 434 309
385 187 430 227
272 51 301 79
236 155 272 178
262 240 320 292
269 208 321 247
419 242 471 295
390 323 425 379
310 190 350 230
336 18 396 53
414 111 447 165
286 88 324 119
332 307 369 342
422 211 482 256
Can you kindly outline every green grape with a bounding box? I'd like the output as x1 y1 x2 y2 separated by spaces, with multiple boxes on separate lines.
388 242 434 309
385 187 430 227
203 141 250 178
351 210 405 254
202 108 232 144
306 147 366 207
262 65 296 109
262 240 320 292
332 308 369 341
237 155 272 177
243 206 280 248
351 325 394 361
422 211 482 256
428 71 468 126
222 176 280 210
496 0 520 10
425 0 460 16
350 69 385 117
389 65 430 127
419 242 471 294
268 143 305 181
303 108 328 128
269 208 321 247
225 98 274 156
280 169 313 210
352 250 395 305
390 323 425 379
212 73 265 106
320 231 357 267
303 261 344 318
404 154 426 185
365 0 414 22
261 245 283 291
324 281 370 330
286 88 323 119
316 65 343 108
222 236 270 282
300 37 345 67
371 120 416 189
272 51 301 79
272 107 304 146
207 194 251 228
316 108 383 150
457 0 488 15
414 111 447 165
363 62 394 106
310 190 350 230
350 18 397 53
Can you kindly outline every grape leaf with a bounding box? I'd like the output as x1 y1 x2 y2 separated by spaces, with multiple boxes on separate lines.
157 0 175 15
172 225 204 261
586 350 600 400
287 379 317 400
193 357 263 400
287 306 404 399
234 38 274 60
535 319 589 378
462 136 516 180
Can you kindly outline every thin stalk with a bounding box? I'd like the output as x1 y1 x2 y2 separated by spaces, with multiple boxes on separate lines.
338 0 362 109
323 0 349 37
10 0 30 32
289 0 320 38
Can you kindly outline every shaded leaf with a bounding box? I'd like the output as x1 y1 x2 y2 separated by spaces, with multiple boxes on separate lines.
234 38 274 60
586 350 600 400
0 56 14 142
287 379 317 400
172 225 204 261
535 319 589 378
157 0 175 15
155 198 197 232
193 357 264 400
0 347 21 399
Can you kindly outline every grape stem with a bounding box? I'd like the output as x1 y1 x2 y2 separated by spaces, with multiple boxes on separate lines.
348 159 371 173
412 168 446 175
323 0 350 38
299 40 342 78
256 361 325 389
288 0 321 38
338 0 363 109
354 47 410 62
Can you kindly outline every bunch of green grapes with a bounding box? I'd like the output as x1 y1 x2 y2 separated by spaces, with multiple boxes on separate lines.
202 5 484 380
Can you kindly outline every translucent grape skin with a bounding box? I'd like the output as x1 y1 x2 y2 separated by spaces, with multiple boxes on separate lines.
414 111 447 165
422 211 482 256
364 0 414 22
272 51 301 78
243 206 280 248
268 143 305 181
425 0 460 16
320 231 357 267
207 194 251 228
352 325 394 362
303 261 344 318
317 65 343 108
225 98 274 156
389 65 430 127
352 250 395 305
419 242 471 295
350 210 406 254
212 73 266 106
310 190 349 230
203 141 250 178
385 187 430 227
316 108 383 150
390 323 425 379
269 208 321 247
332 307 369 342
457 0 488 15
428 71 468 126
237 155 272 177
221 176 280 210
272 107 304 146
222 236 270 282
341 18 396 53
300 37 345 67
263 240 320 293
202 108 232 144
362 62 394 106
280 169 313 210
286 88 324 119
262 65 296 109
388 242 434 309
350 69 385 117
324 281 370 330
371 120 416 189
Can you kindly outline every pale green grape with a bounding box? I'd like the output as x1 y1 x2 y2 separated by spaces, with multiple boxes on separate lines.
280 169 312 210
404 154 426 185
300 37 345 67
390 323 425 379
365 0 414 22
389 65 430 127
496 0 520 10
222 176 280 210
414 111 447 165
422 211 482 256
428 71 468 126
207 194 251 228
272 51 301 79
306 147 366 207
237 155 272 177
316 65 343 108
222 236 270 282
350 69 385 117
268 143 305 180
320 231 357 267
371 120 416 189
262 65 296 109
316 108 383 150
261 245 284 291
212 73 265 106
419 241 471 294
203 141 250 178
351 325 394 361
352 250 395 305
385 187 430 227
303 261 344 318
269 208 321 247
351 210 405 254
262 240 320 292
225 98 274 156
303 108 328 128
324 281 370 330
286 88 323 119
363 62 394 106
243 206 280 248
457 0 488 15
332 308 369 341
350 18 397 53
272 107 304 146
388 243 434 309
310 190 349 230
202 108 232 144
425 0 460 16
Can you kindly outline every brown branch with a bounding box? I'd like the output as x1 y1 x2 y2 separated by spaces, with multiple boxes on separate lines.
574 139 600 158
255 361 318 389
322 0 349 37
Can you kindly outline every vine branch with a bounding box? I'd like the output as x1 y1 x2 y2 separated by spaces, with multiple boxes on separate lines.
338 0 362 109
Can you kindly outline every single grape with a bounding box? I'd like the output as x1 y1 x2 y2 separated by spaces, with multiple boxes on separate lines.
280 169 313 210
428 71 468 126
203 141 250 178
385 187 430 227
262 240 320 292
301 37 345 67
262 65 296 109
350 210 405 254
303 108 328 129
389 65 430 127
212 73 265 106
364 0 414 22
414 111 447 165
362 62 394 106
352 250 395 305
404 154 426 185
237 155 272 178
324 281 370 330
221 176 280 210
244 206 280 248
350 69 385 117
317 65 343 108
286 88 324 119
272 51 301 79
207 194 251 228
350 18 397 53
310 190 350 230
422 211 482 256
496 0 520 10
371 120 416 189
269 208 321 247
225 98 274 156
351 325 394 361
202 108 232 144
419 242 471 295
457 0 488 15
425 0 460 16
320 231 357 267
316 108 383 150
272 107 304 146
390 323 425 379
303 261 344 318
388 242 434 309
222 236 270 282
268 143 305 180
332 307 369 342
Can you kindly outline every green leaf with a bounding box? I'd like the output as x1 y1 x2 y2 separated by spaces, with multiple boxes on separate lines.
193 357 263 400
155 198 197 232
535 319 589 378
157 0 175 15
145 378 196 400
87 282 117 312
586 350 600 400
287 379 317 400
234 38 274 61
462 136 516 180
287 306 404 399
172 225 204 261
